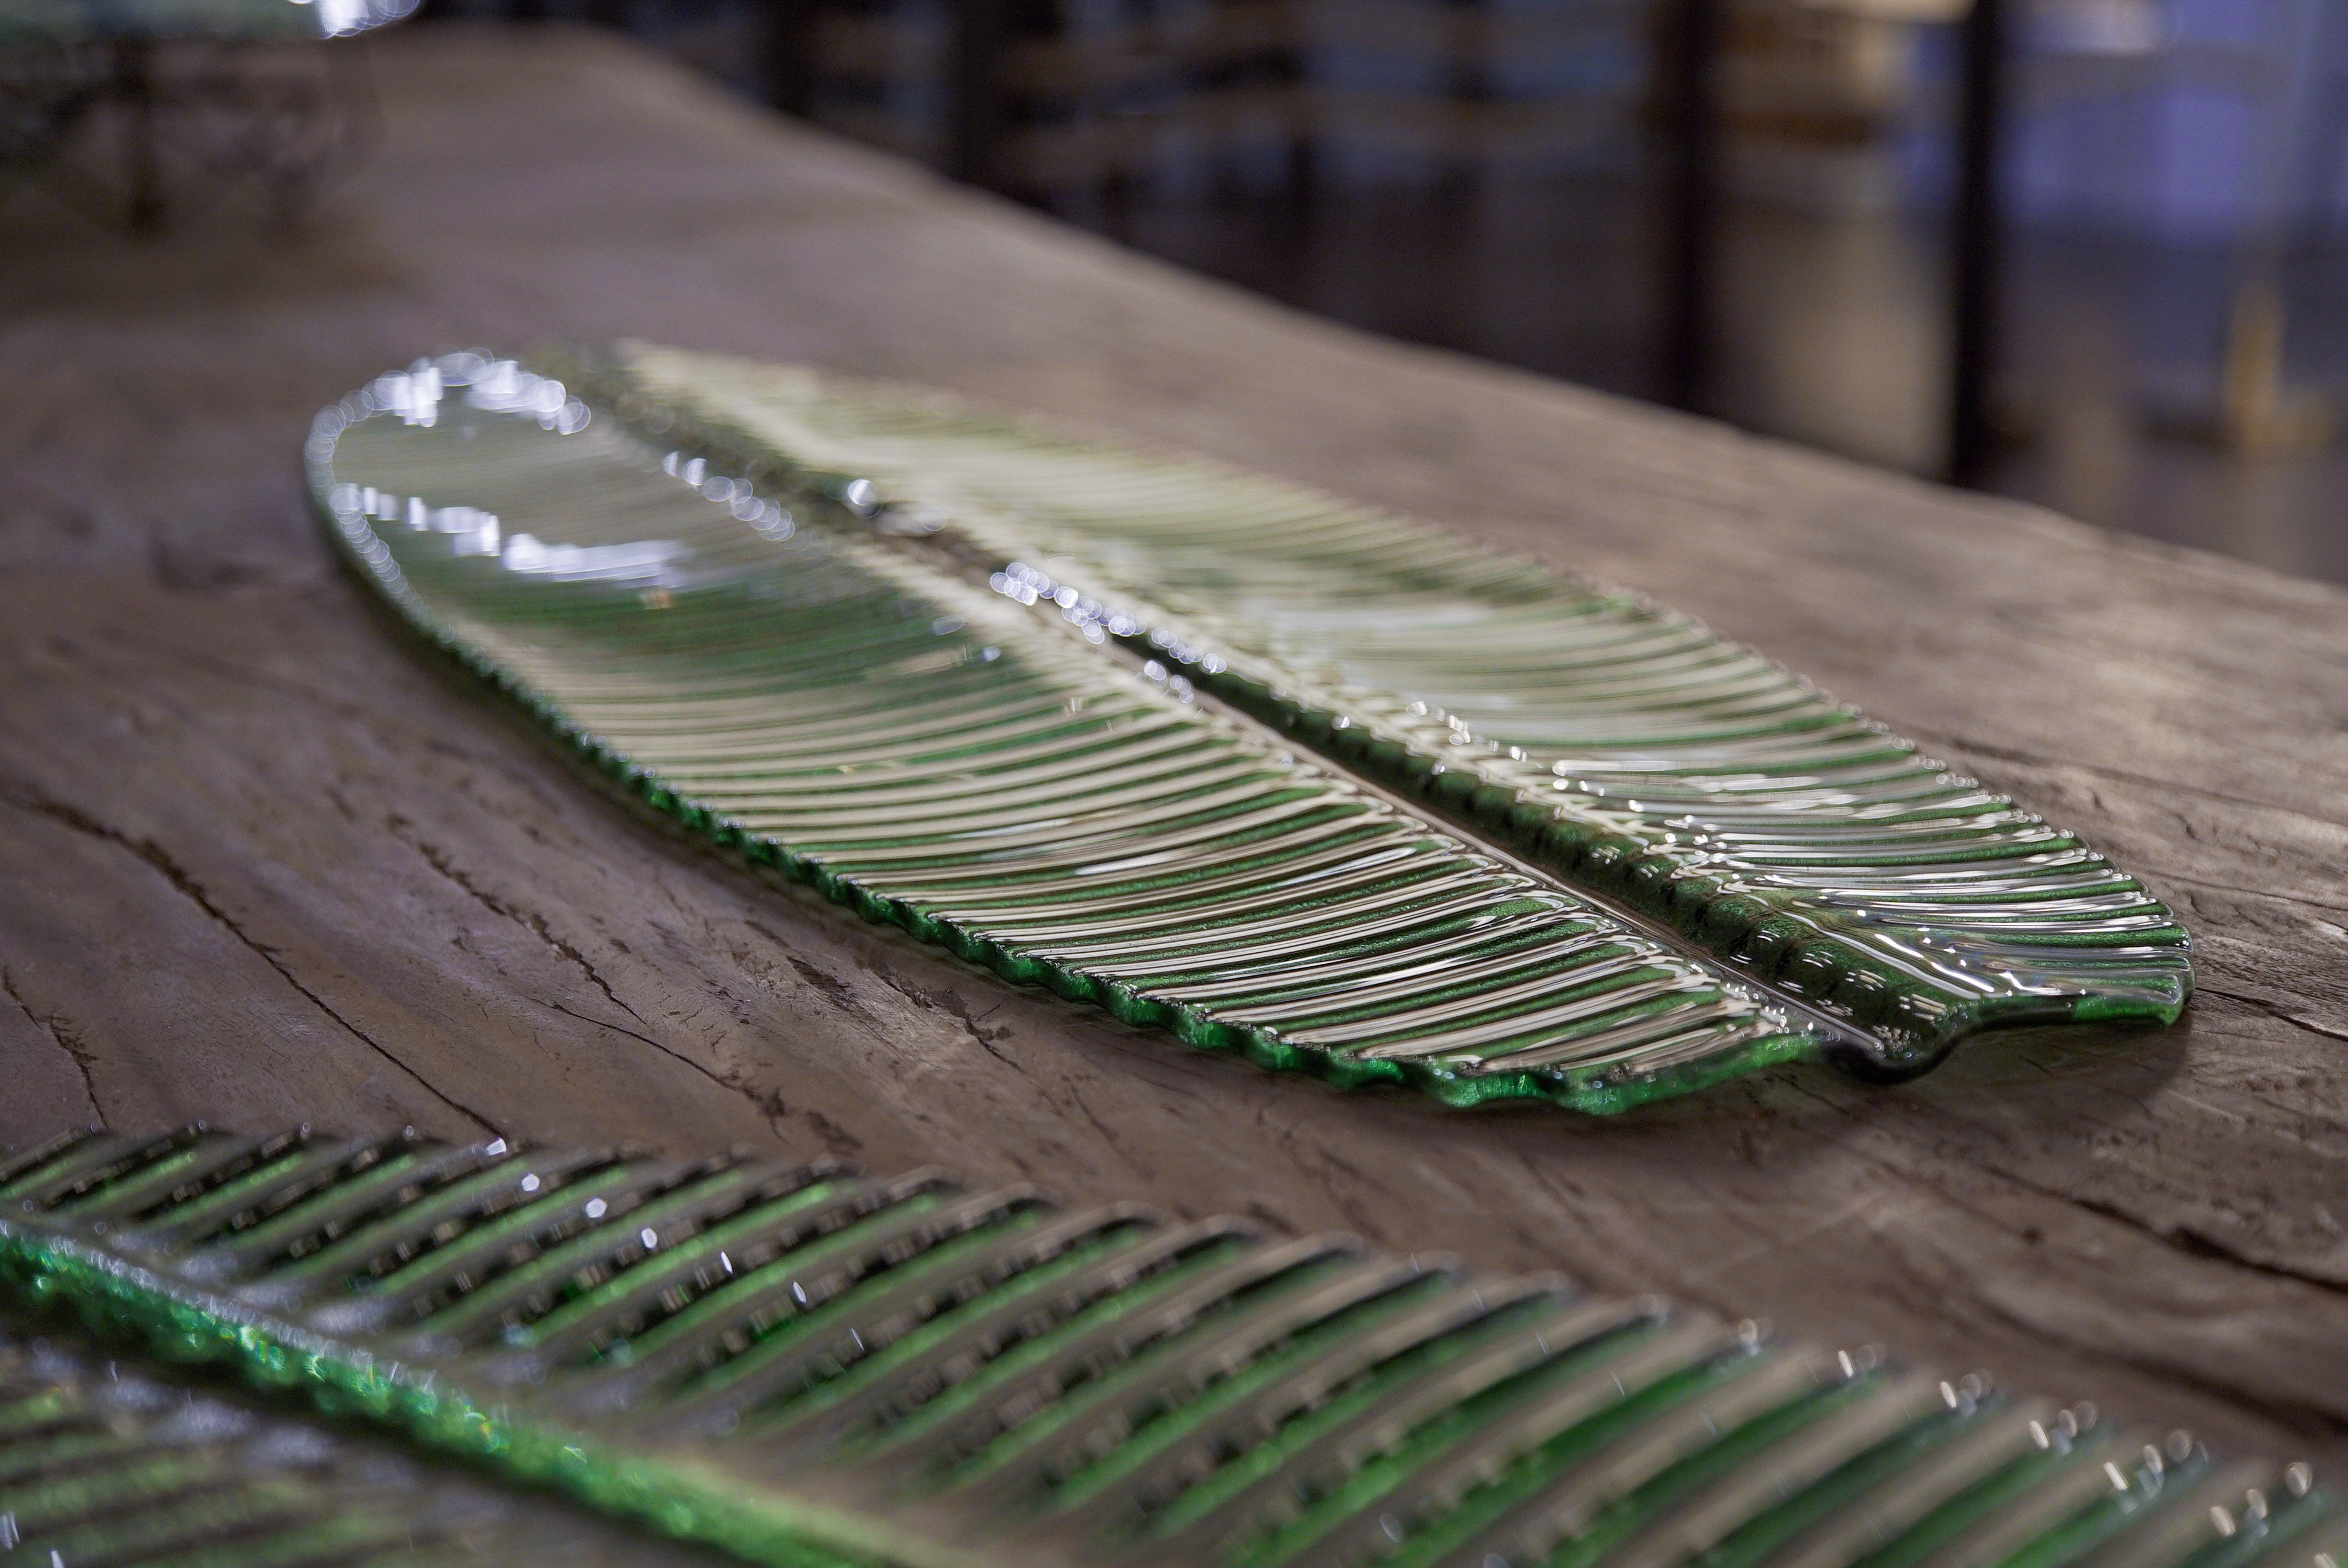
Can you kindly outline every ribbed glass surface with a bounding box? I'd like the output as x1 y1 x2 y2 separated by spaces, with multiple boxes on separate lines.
0 1308 725 1566
306 350 2189 1110
2 1126 2332 1568
309 360 1838 1113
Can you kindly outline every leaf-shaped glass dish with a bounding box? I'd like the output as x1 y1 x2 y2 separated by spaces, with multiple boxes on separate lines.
5 1124 2330 1568
306 350 2189 1112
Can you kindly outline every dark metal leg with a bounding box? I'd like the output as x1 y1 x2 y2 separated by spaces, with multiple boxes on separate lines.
1660 0 1719 414
1276 0 1313 203
114 37 165 236
949 0 1004 187
764 0 819 117
1948 0 2007 486
1439 0 1487 208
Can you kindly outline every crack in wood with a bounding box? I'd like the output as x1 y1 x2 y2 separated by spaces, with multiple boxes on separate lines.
781 955 888 1035
0 774 501 1137
1966 1282 2348 1443
2198 986 2348 1048
1986 1163 2348 1300
1753 1078 2348 1416
393 820 652 1031
1843 1169 2348 1440
532 995 781 1134
872 970 1022 1074
1 966 105 1129
2156 873 2348 921
1906 728 2348 836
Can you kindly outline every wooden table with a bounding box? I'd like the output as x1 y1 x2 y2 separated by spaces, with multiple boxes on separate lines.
5 23 2345 1480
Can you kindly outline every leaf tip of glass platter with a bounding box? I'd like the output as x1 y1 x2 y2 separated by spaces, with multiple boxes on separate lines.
302 348 2192 1114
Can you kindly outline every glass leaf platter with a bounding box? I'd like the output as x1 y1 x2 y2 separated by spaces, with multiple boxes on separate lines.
305 348 2192 1115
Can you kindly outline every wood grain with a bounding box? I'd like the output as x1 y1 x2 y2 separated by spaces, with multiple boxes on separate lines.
3 23 2346 1480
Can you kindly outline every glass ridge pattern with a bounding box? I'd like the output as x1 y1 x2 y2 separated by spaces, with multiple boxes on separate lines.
2 1124 2335 1568
0 1326 733 1567
306 350 2189 1111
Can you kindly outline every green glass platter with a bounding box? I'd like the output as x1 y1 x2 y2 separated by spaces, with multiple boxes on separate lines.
0 1123 2330 1568
305 350 2191 1113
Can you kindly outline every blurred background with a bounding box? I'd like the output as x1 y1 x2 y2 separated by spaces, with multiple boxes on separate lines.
21 0 2348 582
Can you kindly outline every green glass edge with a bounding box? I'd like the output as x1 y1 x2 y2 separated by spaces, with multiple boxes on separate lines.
304 424 1822 1115
0 1221 959 1568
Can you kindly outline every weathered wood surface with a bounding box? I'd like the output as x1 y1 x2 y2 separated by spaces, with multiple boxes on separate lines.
4 23 2346 1479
